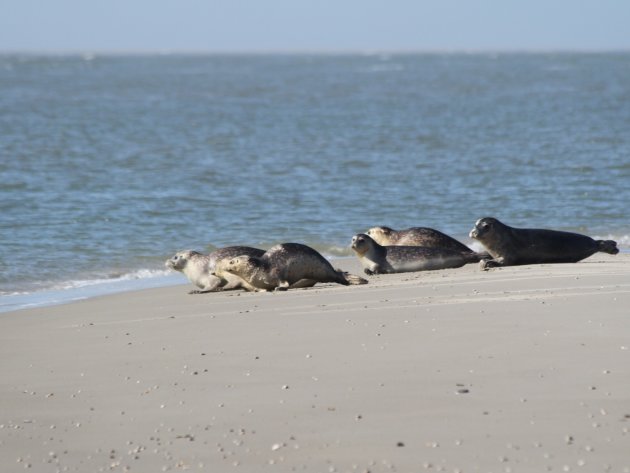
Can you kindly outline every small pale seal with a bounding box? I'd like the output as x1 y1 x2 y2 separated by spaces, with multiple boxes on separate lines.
366 226 474 254
213 243 368 292
165 246 265 294
351 233 481 275
469 217 619 270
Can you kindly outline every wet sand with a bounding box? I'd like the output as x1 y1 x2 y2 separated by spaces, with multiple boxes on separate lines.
1 255 629 472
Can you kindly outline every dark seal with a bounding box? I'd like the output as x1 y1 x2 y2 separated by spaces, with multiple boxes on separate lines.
213 243 368 291
351 233 481 275
366 226 474 254
469 217 619 270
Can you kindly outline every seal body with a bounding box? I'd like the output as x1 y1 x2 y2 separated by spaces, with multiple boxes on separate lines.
165 246 265 293
469 217 619 270
351 233 481 275
214 243 368 291
366 226 474 254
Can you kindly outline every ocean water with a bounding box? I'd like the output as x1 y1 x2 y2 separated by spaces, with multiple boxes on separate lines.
1 53 629 312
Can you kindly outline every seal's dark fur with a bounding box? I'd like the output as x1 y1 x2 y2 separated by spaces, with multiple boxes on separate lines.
470 217 619 269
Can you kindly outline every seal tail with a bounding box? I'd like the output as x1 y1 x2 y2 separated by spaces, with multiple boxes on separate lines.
597 240 619 255
337 270 369 285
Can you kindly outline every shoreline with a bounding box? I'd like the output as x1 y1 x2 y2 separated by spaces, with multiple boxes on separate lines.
1 254 629 471
0 272 184 315
0 255 359 315
3 245 629 315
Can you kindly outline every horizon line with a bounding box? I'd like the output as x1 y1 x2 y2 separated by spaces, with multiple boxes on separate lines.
2 47 630 56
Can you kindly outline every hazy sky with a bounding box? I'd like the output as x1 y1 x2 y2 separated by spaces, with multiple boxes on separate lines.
1 0 629 52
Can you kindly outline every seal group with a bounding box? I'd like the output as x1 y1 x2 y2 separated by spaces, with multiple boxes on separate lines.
351 233 481 275
166 217 619 294
165 246 265 293
214 243 367 292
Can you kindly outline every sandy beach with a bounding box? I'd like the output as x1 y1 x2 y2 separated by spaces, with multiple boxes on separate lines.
1 255 629 473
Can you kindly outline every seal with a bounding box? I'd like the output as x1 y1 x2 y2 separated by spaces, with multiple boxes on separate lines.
469 217 619 270
213 243 368 292
351 233 481 275
165 246 265 294
366 226 474 254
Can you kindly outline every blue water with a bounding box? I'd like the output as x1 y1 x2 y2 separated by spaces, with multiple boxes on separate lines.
1 53 629 312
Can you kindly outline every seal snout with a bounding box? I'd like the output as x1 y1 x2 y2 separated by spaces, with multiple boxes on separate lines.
470 217 495 240
351 234 364 250
351 234 370 257
165 251 189 271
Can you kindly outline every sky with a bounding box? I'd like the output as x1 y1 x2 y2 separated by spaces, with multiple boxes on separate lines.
1 0 629 52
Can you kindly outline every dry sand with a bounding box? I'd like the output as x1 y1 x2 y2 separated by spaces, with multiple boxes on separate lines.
1 255 629 473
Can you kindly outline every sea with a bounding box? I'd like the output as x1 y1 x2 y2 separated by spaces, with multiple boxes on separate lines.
1 52 629 313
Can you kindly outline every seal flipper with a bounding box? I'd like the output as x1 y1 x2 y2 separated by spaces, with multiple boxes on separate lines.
275 280 291 291
338 271 368 285
476 251 492 261
289 279 318 289
597 240 619 255
462 252 484 264
189 277 224 294
480 257 505 271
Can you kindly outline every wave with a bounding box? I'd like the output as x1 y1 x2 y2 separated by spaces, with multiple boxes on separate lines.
0 268 182 314
0 268 173 296
305 244 354 258
48 268 172 291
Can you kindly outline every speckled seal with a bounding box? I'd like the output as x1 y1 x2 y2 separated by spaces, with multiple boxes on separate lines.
213 243 368 292
366 226 474 254
351 233 481 275
165 246 265 294
469 217 619 270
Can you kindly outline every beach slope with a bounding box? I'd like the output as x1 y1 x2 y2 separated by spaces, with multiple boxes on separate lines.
1 255 629 472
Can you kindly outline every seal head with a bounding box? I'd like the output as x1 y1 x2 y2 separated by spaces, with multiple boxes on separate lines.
166 250 202 272
365 227 396 245
366 225 475 254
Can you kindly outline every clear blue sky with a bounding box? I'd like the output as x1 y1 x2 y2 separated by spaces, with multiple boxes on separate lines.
1 0 629 52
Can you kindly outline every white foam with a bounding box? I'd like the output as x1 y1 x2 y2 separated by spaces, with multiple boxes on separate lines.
0 269 184 314
51 269 172 291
